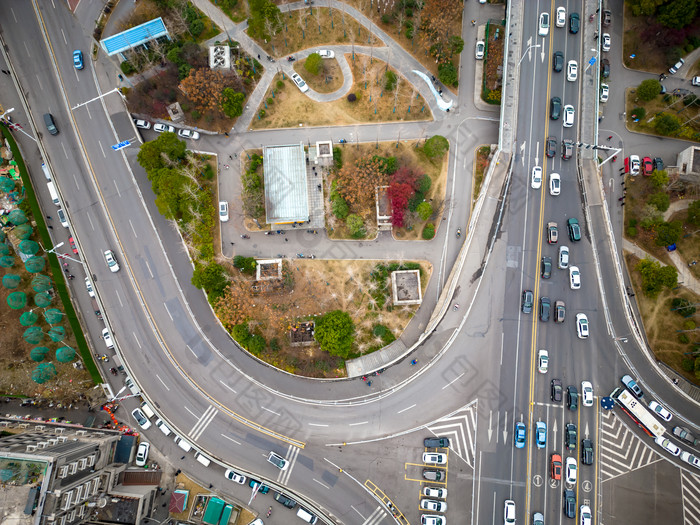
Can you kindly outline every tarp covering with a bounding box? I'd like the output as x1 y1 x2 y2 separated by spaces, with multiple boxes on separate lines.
43 308 63 325
13 224 32 239
2 274 21 289
24 256 45 273
7 209 27 225
34 292 52 307
30 347 49 362
32 363 57 384
31 274 52 292
18 240 39 255
23 326 43 344
20 311 38 326
47 326 66 342
7 291 26 309
56 346 75 363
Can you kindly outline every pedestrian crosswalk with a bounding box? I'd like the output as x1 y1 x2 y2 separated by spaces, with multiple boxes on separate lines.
599 410 662 482
681 470 700 525
424 401 477 467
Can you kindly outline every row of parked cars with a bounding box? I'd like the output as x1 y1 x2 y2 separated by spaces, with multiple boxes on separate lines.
624 155 663 176
133 118 200 139
420 436 449 525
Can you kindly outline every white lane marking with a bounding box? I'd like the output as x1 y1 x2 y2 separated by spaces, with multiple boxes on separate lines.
349 421 368 426
442 372 464 390
313 478 331 489
220 433 241 445
261 406 281 416
156 374 170 390
309 423 329 427
398 404 416 414
219 380 237 394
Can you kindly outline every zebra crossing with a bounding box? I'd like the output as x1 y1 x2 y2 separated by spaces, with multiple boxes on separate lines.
681 470 700 525
598 409 662 482
424 401 477 468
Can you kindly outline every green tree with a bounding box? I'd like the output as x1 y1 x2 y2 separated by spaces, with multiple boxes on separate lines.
654 113 681 135
648 191 670 212
248 334 266 355
650 169 669 189
687 200 700 226
438 62 458 86
232 323 251 347
423 135 449 158
657 0 698 29
332 197 349 219
695 356 700 381
637 258 678 297
655 220 682 246
629 0 665 16
450 36 464 54
314 310 355 358
305 53 322 75
346 214 365 237
416 201 433 220
422 223 435 239
191 262 229 301
636 78 662 101
137 132 187 172
384 70 398 91
221 88 245 118
631 107 646 119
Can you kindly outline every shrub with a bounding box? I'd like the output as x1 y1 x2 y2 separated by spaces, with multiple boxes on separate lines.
305 53 322 75
687 200 700 226
636 79 662 101
385 70 398 91
423 135 449 158
682 358 695 372
450 36 464 54
679 333 690 344
332 197 349 219
405 8 413 17
120 61 136 75
233 255 257 274
191 262 229 302
372 155 397 174
683 319 697 331
347 93 357 102
631 107 646 119
190 19 204 37
333 146 343 169
648 191 670 212
381 13 391 23
654 113 681 135
650 169 669 189
405 26 414 39
346 214 365 237
438 62 458 87
221 88 245 118
654 220 682 246
422 223 435 239
627 226 638 237
416 201 433 221
276 80 284 89
248 334 266 355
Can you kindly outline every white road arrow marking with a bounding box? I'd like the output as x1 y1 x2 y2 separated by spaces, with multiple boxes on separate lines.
488 410 493 442
502 411 508 444
552 419 558 442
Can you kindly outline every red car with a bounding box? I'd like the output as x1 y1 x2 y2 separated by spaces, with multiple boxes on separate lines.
69 236 78 254
551 453 562 480
642 156 654 175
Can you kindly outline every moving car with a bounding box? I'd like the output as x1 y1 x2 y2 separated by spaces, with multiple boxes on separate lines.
422 469 445 481
681 450 700 468
135 442 150 467
567 60 578 82
565 423 577 450
131 408 152 430
274 491 297 508
581 381 593 406
219 201 229 222
423 487 448 499
621 375 644 398
642 156 654 175
567 385 578 411
102 328 114 349
558 245 570 269
669 58 685 74
602 33 611 52
569 266 581 289
673 426 699 446
649 401 672 421
625 155 641 175
551 378 563 402
549 173 561 195
424 437 451 448
538 349 549 373
538 12 550 36
224 469 246 483
504 500 516 524
692 76 700 86
562 139 574 160
267 451 289 470
565 456 577 484
567 218 581 241
531 166 543 189
535 421 547 449
547 222 558 244
134 119 151 129
541 256 552 278
580 505 592 525
556 7 566 27
600 83 609 102
475 40 485 60
420 499 447 512
563 104 575 127
423 452 447 465
318 49 335 59
514 422 526 448
552 301 565 324
569 12 580 34
539 297 551 322
104 249 120 273
654 436 680 456
73 50 84 70
178 129 200 140
522 290 534 314
291 73 309 93
551 453 562 479
533 512 544 525
546 136 557 158
576 313 589 339
550 96 562 120
601 58 610 78
154 123 175 133
581 439 594 465
563 490 576 518
553 51 564 72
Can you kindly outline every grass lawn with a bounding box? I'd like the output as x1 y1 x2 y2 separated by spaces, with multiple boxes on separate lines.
251 53 431 129
625 88 700 140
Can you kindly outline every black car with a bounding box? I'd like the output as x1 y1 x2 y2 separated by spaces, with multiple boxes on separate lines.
539 297 551 322
569 12 580 34
424 436 450 448
249 479 270 494
564 489 576 518
581 439 594 465
565 423 577 450
602 9 612 26
562 139 574 160
546 136 557 158
601 58 610 78
653 157 664 171
567 218 581 242
567 386 578 411
550 96 562 120
672 426 699 446
541 256 552 279
274 492 297 509
551 379 563 402
522 290 534 314
553 51 564 72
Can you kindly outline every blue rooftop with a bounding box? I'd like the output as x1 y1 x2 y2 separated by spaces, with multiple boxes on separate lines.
101 17 169 56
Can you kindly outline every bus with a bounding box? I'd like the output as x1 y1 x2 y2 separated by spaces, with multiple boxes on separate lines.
611 388 666 438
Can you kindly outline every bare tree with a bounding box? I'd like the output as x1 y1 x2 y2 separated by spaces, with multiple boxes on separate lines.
393 75 401 111
297 9 306 39
396 9 405 40
314 5 323 34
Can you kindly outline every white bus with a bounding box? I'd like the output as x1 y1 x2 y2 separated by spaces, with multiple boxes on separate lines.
611 388 666 438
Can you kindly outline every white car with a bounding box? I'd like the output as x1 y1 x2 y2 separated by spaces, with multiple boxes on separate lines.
504 500 515 525
563 104 575 127
85 277 95 298
135 442 150 466
600 83 609 102
131 408 152 430
556 7 566 27
153 123 175 133
628 155 641 175
581 381 593 407
224 469 247 483
558 245 570 269
692 76 700 87
219 201 229 222
134 119 151 129
648 401 672 422
602 33 611 52
576 313 589 339
538 349 549 374
422 516 446 525
567 60 578 82
475 40 485 60
102 328 114 349
538 12 550 36
669 58 685 74
531 166 543 189
267 451 289 470
178 129 200 140
291 73 309 93
423 487 447 499
423 452 447 465
57 208 69 228
549 173 560 195
569 266 581 289
565 456 577 484
580 505 592 525
104 249 120 273
318 49 335 59
155 418 172 435
654 436 681 456
681 450 700 468
420 499 447 512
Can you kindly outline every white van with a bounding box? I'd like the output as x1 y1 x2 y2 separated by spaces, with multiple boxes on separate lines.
194 451 211 467
140 402 156 419
174 435 192 452
125 377 140 396
296 507 318 524
41 162 52 181
47 181 60 206
155 418 172 436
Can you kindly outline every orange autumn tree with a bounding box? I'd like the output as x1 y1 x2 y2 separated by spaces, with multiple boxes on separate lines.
334 156 387 211
179 68 227 115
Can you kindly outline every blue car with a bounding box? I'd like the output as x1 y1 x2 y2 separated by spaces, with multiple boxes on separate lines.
514 422 526 449
73 50 83 70
535 421 547 449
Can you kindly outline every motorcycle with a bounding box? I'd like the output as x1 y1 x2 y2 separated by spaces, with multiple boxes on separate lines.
338 138 347 144
109 368 118 376
453 303 459 311
266 507 272 518
266 55 275 62
456 228 461 238
241 234 250 239
287 56 296 62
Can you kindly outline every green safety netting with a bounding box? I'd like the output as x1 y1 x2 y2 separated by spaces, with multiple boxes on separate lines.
20 310 39 326
2 274 21 289
43 308 63 325
0 255 15 268
31 274 52 292
13 223 33 239
47 326 65 342
0 230 5 242
0 177 14 192
24 256 45 273
30 346 50 362
34 291 52 307
7 291 26 309
18 240 39 255
0 244 9 256
32 363 57 384
23 326 43 345
7 209 27 225
56 346 76 363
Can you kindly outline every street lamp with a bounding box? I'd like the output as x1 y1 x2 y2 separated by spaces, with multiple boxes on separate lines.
518 44 541 65
39 241 83 265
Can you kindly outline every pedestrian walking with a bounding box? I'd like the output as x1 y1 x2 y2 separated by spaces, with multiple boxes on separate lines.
618 197 624 201
621 181 625 186
46 215 52 220
619 167 625 172
230 242 235 246
48 225 53 229
63 262 68 267
621 202 625 206
285 238 288 242
180 456 185 460
607 135 612 141
229 155 232 160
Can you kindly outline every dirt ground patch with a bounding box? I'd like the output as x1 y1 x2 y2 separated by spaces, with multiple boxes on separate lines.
294 57 344 94
482 21 505 104
473 145 492 205
252 54 431 129
626 253 700 384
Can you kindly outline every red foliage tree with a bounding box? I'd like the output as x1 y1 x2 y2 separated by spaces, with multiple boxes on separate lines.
387 167 419 227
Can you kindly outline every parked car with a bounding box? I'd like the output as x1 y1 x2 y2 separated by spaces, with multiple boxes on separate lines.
601 58 610 78
422 469 445 481
219 201 229 222
85 277 95 298
131 408 151 430
423 452 447 465
602 33 611 52
134 119 151 129
154 123 175 133
602 10 612 26
273 491 297 508
420 499 447 512
291 73 309 93
178 129 200 140
692 76 700 86
600 83 609 102
424 437 450 448
102 328 114 349
224 469 247 484
642 156 654 175
653 157 664 171
423 487 448 499
625 155 640 175
475 40 485 60
669 58 685 74
135 442 150 467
